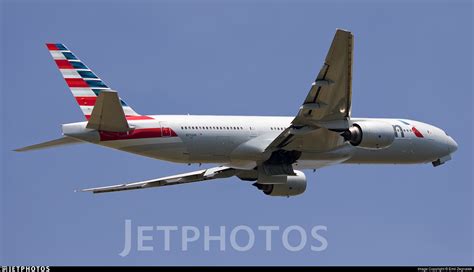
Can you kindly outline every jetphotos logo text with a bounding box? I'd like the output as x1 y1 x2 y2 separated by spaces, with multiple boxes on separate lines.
120 220 328 256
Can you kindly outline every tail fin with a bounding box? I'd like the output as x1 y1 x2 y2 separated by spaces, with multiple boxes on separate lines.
45 43 139 119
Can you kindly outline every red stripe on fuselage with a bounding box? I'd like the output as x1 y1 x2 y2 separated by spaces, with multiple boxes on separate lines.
55 60 73 69
124 115 154 120
99 127 177 141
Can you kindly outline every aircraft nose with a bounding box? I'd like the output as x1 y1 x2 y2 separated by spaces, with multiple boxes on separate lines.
447 136 458 153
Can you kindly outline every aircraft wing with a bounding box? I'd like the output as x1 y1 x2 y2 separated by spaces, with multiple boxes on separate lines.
80 166 236 194
293 29 353 127
265 29 353 152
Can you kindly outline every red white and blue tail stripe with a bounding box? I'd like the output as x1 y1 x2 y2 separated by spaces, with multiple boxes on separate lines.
46 43 139 119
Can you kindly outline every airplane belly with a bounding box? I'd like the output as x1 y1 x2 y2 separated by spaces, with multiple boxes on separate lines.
294 144 355 170
185 134 249 164
345 138 433 164
98 137 189 163
184 134 226 163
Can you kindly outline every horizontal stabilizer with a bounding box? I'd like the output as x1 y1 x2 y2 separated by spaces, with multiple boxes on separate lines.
14 136 82 152
86 90 130 132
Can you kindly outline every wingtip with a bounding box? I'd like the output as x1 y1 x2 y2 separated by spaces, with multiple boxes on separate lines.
13 147 30 152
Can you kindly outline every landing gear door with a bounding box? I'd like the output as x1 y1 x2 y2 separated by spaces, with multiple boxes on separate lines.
160 122 171 137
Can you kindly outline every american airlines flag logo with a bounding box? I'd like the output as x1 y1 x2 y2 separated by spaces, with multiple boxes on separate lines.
46 43 138 119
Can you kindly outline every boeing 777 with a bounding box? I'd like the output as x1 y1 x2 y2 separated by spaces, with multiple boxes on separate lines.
16 29 458 196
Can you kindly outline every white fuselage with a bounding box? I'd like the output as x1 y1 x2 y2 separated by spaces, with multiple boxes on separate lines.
62 115 458 171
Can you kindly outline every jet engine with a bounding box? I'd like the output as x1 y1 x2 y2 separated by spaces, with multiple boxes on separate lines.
341 121 395 149
253 170 307 197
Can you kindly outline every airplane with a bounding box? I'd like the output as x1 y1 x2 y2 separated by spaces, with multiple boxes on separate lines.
15 29 458 196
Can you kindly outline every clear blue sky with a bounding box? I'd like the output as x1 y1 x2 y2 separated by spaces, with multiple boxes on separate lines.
1 0 472 266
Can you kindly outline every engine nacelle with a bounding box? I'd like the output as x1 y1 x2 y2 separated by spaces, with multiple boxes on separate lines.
342 121 395 149
254 170 307 197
